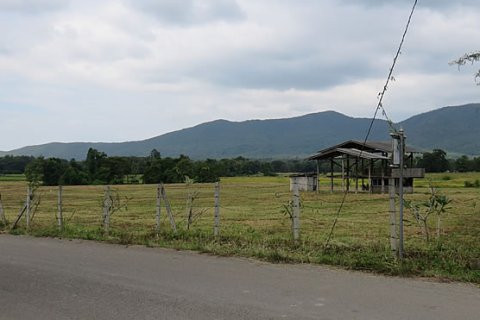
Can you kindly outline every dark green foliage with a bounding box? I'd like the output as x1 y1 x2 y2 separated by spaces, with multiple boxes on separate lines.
455 155 473 172
85 148 107 180
141 153 315 184
417 149 451 173
453 155 480 172
19 148 324 186
464 180 480 188
24 157 45 187
43 158 68 186
0 155 35 174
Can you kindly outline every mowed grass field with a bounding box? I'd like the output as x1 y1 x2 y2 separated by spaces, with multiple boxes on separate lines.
1 173 479 283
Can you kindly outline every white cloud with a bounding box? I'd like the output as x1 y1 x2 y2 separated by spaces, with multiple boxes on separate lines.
0 0 479 150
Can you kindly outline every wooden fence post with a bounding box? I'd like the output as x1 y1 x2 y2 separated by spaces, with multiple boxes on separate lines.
160 184 177 233
0 193 7 227
213 182 220 236
156 184 161 237
57 185 63 231
292 182 300 241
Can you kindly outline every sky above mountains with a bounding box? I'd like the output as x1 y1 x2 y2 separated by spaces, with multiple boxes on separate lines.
1 0 479 150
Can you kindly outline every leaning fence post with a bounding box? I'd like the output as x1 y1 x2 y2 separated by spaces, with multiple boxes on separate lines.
103 186 111 236
213 182 220 236
160 184 177 233
156 184 161 237
57 185 64 231
292 181 300 241
0 193 7 227
26 186 31 231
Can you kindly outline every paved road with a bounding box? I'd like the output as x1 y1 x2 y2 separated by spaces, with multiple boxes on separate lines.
0 235 478 320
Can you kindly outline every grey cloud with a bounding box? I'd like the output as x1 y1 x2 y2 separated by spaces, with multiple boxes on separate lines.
187 49 378 90
340 0 478 9
0 0 66 13
128 0 245 25
0 45 11 55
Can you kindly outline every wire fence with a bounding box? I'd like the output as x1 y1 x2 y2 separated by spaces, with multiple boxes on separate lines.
0 180 395 245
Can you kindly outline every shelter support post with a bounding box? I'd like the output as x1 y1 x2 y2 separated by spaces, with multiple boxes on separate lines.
355 158 359 194
346 155 350 192
330 159 334 193
381 160 386 194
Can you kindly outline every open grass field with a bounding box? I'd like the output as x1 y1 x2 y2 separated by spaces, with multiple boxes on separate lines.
1 173 479 283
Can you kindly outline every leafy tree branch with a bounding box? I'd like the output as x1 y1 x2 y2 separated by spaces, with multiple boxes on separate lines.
449 51 480 84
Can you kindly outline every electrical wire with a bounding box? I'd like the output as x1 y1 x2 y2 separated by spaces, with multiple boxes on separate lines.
324 0 419 246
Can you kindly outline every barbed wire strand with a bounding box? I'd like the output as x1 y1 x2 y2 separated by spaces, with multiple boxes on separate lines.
324 0 418 246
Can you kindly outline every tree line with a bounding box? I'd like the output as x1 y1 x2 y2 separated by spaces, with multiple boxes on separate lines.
415 149 480 173
2 148 480 186
1 148 316 186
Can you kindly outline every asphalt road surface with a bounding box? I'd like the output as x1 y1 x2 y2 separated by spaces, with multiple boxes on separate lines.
0 235 478 320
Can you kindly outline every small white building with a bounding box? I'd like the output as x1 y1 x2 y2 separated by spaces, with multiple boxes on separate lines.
289 173 318 192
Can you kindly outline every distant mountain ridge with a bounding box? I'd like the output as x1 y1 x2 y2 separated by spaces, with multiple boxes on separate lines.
1 103 479 159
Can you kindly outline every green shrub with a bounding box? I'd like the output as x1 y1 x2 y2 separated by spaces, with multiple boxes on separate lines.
464 179 480 188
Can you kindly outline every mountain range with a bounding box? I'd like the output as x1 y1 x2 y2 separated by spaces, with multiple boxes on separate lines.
1 103 479 160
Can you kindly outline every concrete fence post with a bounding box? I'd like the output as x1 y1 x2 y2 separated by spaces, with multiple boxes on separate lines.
57 185 64 231
0 193 7 227
389 178 398 257
214 182 220 236
160 184 177 233
103 186 111 236
156 184 161 237
26 186 31 231
292 182 300 241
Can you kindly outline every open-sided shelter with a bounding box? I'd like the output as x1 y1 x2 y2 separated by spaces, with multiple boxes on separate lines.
308 140 424 193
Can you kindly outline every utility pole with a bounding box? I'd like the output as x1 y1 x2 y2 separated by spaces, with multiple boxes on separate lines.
390 128 405 260
398 129 405 260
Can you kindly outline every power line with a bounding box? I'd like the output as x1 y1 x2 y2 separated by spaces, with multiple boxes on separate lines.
324 0 419 246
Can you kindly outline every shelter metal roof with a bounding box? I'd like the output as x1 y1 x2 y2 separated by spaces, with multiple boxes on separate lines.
308 147 390 161
316 140 421 154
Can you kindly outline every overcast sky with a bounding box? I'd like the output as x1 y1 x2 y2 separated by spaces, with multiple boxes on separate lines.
1 0 479 151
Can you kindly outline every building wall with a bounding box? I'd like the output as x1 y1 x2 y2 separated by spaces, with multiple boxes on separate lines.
290 176 317 191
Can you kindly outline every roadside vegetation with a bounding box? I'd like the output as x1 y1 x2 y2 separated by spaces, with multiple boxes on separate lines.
1 173 479 284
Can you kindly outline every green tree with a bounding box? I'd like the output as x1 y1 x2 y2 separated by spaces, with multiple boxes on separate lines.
142 158 164 184
194 159 220 183
62 160 89 185
42 158 67 186
0 155 35 174
24 157 45 188
150 149 161 160
418 149 450 173
454 155 473 172
404 186 452 242
85 148 107 181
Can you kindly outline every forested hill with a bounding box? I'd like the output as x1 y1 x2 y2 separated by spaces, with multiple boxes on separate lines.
399 103 480 156
0 111 392 160
1 103 479 159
